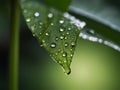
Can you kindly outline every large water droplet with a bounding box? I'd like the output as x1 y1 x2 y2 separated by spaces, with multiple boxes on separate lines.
68 28 71 30
34 12 40 17
50 43 56 48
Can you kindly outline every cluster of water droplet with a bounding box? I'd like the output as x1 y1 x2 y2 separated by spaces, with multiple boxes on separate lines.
63 12 86 29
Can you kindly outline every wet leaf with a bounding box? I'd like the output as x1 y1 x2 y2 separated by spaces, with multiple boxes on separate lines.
20 0 86 74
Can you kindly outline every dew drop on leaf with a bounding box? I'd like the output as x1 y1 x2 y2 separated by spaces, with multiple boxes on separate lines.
59 28 64 32
50 43 56 48
45 33 49 36
59 20 64 24
60 36 64 40
55 37 59 41
26 18 31 22
62 52 67 57
65 43 68 47
48 13 53 18
34 12 40 17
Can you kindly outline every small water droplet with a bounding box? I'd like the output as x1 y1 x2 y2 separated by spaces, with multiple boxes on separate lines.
50 43 56 48
42 40 45 43
65 36 68 40
59 28 64 32
40 32 42 35
66 32 69 35
55 37 59 41
33 34 35 37
65 43 68 47
51 23 54 26
48 13 53 18
59 20 64 24
58 61 62 64
64 60 67 63
68 28 71 30
39 22 43 25
70 54 73 57
34 12 40 17
55 53 58 55
45 33 49 36
71 42 75 47
62 52 67 57
60 36 64 40
62 66 71 75
26 18 31 22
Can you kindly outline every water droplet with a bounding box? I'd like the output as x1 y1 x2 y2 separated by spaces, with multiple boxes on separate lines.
55 37 59 41
33 34 35 37
71 42 75 47
68 28 71 30
66 32 69 35
62 66 71 75
39 22 43 25
62 52 67 57
51 23 54 26
23 9 27 13
59 20 64 24
60 36 64 40
45 33 49 36
59 28 64 32
50 43 56 48
64 60 67 63
65 43 68 47
65 36 68 40
70 54 73 57
58 61 62 64
34 12 40 17
48 13 53 18
42 40 45 43
26 18 31 22
40 32 42 35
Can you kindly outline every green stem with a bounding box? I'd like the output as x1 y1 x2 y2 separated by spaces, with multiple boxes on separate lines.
9 0 20 90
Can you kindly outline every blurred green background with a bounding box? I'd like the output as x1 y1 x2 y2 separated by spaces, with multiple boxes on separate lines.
0 0 120 90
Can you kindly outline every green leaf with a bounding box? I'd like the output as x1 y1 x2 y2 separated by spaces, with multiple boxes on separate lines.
20 0 85 74
69 0 120 45
45 0 71 12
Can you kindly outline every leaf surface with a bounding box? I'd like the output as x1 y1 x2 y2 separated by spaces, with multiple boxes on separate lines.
20 0 85 74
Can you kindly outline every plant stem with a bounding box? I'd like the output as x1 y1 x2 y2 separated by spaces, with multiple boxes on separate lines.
9 0 20 90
